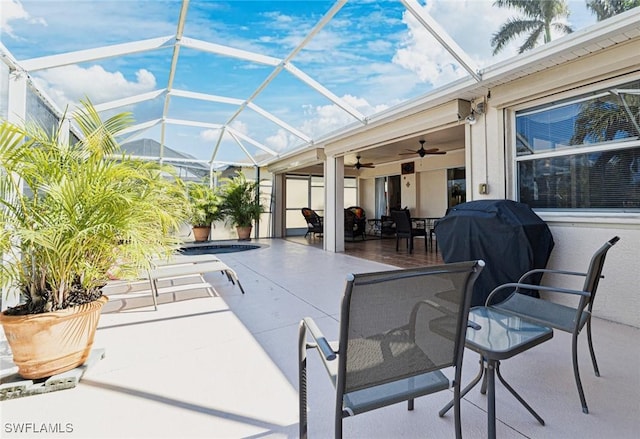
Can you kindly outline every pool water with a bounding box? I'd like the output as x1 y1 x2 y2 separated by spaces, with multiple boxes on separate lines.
180 244 261 255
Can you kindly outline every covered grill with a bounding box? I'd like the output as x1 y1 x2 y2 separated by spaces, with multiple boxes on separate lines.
435 199 554 306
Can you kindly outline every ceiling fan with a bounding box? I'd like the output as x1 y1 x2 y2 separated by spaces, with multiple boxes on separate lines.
400 140 446 158
353 155 375 169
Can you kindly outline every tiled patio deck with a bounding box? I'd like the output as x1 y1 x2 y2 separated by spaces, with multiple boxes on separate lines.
1 238 639 438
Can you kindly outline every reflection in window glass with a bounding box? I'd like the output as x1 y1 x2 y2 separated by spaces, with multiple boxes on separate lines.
516 79 640 156
447 168 466 209
518 147 640 210
516 79 640 211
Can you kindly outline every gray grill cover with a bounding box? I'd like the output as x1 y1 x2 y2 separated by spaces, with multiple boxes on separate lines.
434 200 554 306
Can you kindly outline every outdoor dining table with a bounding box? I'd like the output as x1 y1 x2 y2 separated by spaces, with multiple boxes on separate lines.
439 306 553 439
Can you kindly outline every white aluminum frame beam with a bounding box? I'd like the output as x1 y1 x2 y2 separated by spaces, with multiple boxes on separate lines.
401 0 481 82
246 102 311 143
165 118 223 130
169 89 311 143
226 126 278 156
19 36 174 71
118 119 162 136
170 89 244 106
227 130 259 166
284 62 365 122
92 89 167 112
223 0 359 130
180 37 281 66
159 0 190 162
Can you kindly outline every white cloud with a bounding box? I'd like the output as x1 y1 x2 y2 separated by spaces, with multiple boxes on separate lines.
299 94 388 140
230 120 249 135
1 0 47 38
200 129 221 142
391 0 522 83
265 128 291 151
33 65 156 109
422 0 595 65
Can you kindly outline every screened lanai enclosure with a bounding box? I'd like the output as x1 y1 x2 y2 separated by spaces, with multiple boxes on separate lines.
2 0 491 172
2 1 640 246
1 0 614 172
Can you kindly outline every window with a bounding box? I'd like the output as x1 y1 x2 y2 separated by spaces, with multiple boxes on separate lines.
447 167 466 209
344 177 357 208
516 79 640 211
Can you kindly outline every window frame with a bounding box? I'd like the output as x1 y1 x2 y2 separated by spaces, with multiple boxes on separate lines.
510 75 640 217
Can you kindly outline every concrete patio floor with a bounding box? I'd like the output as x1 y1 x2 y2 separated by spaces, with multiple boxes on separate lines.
1 238 639 438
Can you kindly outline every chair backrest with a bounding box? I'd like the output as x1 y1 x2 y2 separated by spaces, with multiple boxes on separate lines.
336 261 484 395
344 209 357 235
390 209 412 234
583 236 620 311
347 206 366 220
301 208 321 226
345 207 366 236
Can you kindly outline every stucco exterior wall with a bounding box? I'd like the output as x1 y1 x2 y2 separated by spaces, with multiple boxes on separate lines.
543 221 639 327
468 38 640 328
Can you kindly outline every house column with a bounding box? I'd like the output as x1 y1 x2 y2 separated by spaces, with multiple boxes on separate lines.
324 155 344 252
271 173 285 238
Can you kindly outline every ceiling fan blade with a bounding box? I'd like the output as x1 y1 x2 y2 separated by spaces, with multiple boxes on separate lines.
399 151 418 155
423 148 446 155
353 156 376 169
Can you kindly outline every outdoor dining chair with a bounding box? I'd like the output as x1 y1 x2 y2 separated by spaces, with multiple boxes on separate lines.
301 208 323 238
485 236 620 414
299 260 485 438
391 209 427 253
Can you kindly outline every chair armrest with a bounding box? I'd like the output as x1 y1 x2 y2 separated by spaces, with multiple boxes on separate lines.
485 282 591 306
301 317 336 361
518 268 600 283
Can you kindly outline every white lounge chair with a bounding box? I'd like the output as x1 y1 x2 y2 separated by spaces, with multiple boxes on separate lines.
147 256 245 310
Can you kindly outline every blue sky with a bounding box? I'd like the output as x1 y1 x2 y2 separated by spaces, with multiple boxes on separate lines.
1 0 599 164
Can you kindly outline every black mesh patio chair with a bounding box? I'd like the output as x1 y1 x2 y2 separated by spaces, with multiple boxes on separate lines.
391 209 427 253
380 215 396 236
302 208 323 238
485 236 620 414
299 260 485 439
344 206 366 241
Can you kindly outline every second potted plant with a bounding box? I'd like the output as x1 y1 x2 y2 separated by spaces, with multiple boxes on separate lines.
219 171 264 240
187 182 223 242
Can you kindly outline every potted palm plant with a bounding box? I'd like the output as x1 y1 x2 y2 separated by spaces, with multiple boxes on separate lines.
219 171 264 240
0 100 189 379
187 181 223 242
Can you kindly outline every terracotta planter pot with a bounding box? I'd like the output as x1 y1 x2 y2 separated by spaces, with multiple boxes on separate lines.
192 226 211 242
0 295 108 379
236 225 252 240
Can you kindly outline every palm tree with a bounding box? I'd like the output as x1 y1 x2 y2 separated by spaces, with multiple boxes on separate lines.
586 0 640 20
491 0 573 55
